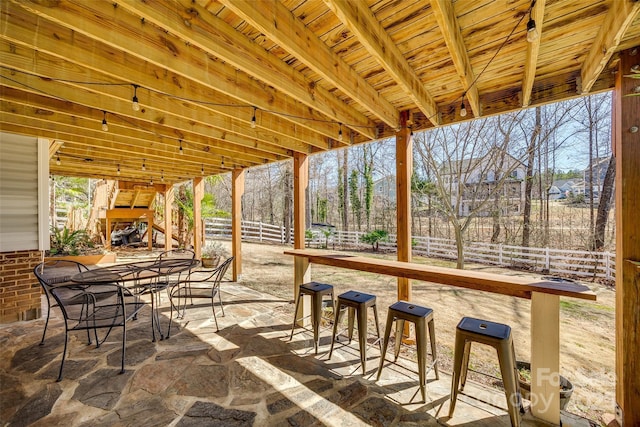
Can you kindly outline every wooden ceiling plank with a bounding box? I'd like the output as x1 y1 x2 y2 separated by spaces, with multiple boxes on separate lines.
323 0 439 126
119 0 376 140
9 0 329 150
522 0 546 107
580 0 640 93
430 0 481 117
219 0 400 129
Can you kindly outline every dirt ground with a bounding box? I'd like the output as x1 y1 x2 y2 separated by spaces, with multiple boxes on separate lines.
227 241 615 423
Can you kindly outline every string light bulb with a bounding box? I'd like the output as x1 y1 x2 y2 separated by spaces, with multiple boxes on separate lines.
56 154 61 166
117 164 121 176
459 94 468 117
410 126 414 137
201 164 204 176
526 0 538 43
161 170 164 182
132 84 140 111
101 111 109 131
179 140 183 155
338 123 343 141
142 159 146 171
150 177 153 185
221 156 225 167
250 106 257 129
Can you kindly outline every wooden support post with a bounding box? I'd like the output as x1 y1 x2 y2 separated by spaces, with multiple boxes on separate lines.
105 218 111 250
164 185 174 251
231 169 245 281
396 112 413 341
396 111 412 302
193 177 203 259
530 292 560 424
293 153 311 326
614 46 640 427
147 215 153 251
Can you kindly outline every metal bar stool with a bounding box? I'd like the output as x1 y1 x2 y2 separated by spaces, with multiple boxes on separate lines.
289 282 335 354
328 290 381 374
449 317 524 427
376 301 439 403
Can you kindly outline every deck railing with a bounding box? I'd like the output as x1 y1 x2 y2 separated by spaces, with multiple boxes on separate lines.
204 217 615 280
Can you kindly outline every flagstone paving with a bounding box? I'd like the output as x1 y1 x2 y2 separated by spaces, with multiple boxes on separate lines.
1 282 595 426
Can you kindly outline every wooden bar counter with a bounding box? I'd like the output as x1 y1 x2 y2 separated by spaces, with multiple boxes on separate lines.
285 248 596 425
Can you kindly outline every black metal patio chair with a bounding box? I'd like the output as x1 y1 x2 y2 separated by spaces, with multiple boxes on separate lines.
38 265 145 381
167 256 234 335
34 260 117 346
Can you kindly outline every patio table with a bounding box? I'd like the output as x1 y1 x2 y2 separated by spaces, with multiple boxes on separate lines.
72 258 200 340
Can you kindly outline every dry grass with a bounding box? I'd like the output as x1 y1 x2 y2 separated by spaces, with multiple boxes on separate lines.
230 241 615 423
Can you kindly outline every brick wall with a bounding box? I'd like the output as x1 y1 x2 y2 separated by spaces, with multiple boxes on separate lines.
0 250 42 324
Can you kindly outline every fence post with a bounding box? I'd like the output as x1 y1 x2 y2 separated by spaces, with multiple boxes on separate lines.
259 222 263 242
281 225 284 244
545 247 550 272
499 244 503 265
605 252 611 280
426 237 430 257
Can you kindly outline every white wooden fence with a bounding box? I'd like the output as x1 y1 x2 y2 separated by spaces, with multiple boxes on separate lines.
205 218 616 280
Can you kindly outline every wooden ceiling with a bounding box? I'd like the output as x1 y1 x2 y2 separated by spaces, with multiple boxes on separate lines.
1 0 639 183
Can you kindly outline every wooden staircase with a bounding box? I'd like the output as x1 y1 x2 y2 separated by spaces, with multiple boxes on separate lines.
88 180 167 249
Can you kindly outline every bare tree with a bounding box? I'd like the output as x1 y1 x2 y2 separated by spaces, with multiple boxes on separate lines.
593 155 615 250
414 113 528 269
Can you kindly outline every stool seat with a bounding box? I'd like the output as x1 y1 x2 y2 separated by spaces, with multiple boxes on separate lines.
328 290 381 374
290 282 335 354
377 301 438 403
457 317 511 340
450 316 523 427
389 301 433 319
337 290 376 306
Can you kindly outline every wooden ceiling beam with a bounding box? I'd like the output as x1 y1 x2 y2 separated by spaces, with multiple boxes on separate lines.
120 0 376 140
0 99 268 167
323 0 439 126
9 0 330 150
220 0 400 129
0 57 309 156
580 0 640 93
430 0 481 117
522 0 546 107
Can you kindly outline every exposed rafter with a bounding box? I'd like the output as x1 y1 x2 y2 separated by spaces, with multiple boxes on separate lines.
219 0 400 129
522 0 545 107
324 0 439 126
430 0 481 117
11 0 329 151
580 0 640 93
120 0 376 140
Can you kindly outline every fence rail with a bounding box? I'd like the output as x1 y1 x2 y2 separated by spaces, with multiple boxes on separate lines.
205 218 616 280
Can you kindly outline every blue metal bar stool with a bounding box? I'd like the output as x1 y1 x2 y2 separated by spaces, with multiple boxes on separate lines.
449 317 524 427
328 290 381 374
289 282 335 353
376 301 439 402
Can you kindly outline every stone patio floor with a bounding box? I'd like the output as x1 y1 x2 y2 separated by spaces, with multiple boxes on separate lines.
1 280 596 426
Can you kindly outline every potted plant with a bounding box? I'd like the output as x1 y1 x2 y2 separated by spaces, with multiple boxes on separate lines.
516 361 574 410
201 241 228 268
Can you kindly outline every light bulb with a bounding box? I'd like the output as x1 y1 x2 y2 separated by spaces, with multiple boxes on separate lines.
56 156 61 166
179 141 183 155
526 19 538 42
460 101 467 117
250 107 256 129
150 177 153 185
101 111 108 131
338 124 343 141
117 165 121 176
201 165 204 176
132 85 140 111
142 161 146 171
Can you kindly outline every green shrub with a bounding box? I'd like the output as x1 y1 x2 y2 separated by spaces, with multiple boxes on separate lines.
49 227 93 256
360 230 389 251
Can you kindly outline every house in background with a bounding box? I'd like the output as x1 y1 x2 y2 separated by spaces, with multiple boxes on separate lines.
583 157 611 199
441 151 526 217
548 179 579 199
